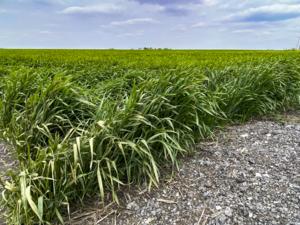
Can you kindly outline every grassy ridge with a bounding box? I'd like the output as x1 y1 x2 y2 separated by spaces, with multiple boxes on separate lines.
0 50 299 224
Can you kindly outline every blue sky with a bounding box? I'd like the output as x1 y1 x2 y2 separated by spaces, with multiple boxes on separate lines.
1 0 300 49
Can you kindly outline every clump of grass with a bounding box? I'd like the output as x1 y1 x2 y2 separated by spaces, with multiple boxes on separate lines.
204 59 300 121
0 58 300 224
0 68 95 158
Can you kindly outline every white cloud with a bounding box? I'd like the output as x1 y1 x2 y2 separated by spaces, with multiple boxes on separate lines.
243 4 300 17
110 18 158 26
61 1 164 15
226 3 300 22
61 3 124 14
117 30 144 37
191 21 207 28
202 0 218 6
17 0 67 4
232 29 255 33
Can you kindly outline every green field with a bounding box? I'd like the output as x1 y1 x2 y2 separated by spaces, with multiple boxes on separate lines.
0 49 300 224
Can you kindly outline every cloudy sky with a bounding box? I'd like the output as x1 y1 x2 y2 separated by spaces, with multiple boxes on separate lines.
1 0 300 49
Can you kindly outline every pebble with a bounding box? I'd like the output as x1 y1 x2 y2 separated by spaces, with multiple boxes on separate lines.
240 133 249 138
126 201 139 211
224 207 233 217
216 205 222 210
255 173 262 178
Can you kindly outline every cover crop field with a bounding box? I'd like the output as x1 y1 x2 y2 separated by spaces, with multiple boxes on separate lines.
0 49 299 224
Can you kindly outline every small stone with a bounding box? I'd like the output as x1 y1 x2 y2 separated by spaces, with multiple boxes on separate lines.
249 211 253 218
205 181 212 188
294 125 300 130
216 205 222 210
248 159 255 164
203 191 211 198
255 173 262 178
286 125 294 129
272 130 283 135
243 209 249 217
240 133 249 138
218 214 227 223
238 147 248 153
151 210 156 215
236 172 247 183
240 186 248 192
144 217 156 224
224 207 233 217
236 177 245 183
126 201 139 211
293 175 300 185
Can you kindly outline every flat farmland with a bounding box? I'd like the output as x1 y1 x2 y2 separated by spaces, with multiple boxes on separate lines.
0 50 299 224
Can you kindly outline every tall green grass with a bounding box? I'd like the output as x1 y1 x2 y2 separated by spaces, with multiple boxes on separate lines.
0 56 300 224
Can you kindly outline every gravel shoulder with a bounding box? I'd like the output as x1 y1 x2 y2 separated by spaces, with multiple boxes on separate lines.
0 143 17 225
0 143 16 178
72 113 300 225
1 113 300 225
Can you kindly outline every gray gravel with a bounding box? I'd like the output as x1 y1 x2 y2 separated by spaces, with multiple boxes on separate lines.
0 143 15 177
0 142 17 225
0 142 17 190
0 144 8 224
75 115 300 225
